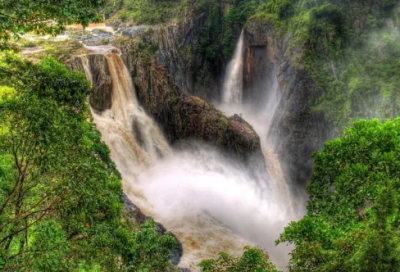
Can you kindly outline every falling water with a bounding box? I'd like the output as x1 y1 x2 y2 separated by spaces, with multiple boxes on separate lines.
80 45 298 271
80 56 92 83
80 48 270 270
222 31 244 104
219 30 296 214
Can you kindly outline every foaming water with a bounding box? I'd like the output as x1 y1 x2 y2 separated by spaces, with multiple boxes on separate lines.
218 31 297 213
216 30 307 265
80 48 295 270
135 144 294 270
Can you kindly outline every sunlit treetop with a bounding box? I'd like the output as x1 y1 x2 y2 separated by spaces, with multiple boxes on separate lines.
0 0 105 46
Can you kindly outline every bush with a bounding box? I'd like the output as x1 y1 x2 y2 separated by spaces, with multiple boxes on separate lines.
200 247 280 272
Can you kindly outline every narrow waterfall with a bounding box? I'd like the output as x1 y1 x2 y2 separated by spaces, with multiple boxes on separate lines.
81 47 295 271
222 31 244 104
80 56 92 83
219 32 295 215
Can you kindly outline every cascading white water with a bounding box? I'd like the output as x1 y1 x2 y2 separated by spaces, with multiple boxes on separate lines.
81 46 297 271
137 143 294 269
218 31 299 235
83 51 171 173
222 31 244 104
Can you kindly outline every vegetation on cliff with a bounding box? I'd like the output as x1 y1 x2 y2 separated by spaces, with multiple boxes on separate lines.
111 0 190 24
0 0 104 49
253 0 400 132
0 2 177 271
278 119 400 271
0 53 176 271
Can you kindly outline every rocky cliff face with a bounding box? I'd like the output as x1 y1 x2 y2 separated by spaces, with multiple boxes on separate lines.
69 54 113 111
113 22 221 101
244 20 332 187
87 54 113 111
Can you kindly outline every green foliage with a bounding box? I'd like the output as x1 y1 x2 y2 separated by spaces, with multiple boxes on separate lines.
199 247 280 272
253 0 400 132
312 30 400 132
223 0 264 58
0 0 104 48
109 0 189 25
129 220 177 271
278 119 400 272
0 53 176 271
195 0 222 63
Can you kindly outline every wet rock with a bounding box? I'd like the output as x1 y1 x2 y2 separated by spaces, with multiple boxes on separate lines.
122 194 149 224
87 54 113 111
91 29 113 38
170 96 262 161
120 26 148 37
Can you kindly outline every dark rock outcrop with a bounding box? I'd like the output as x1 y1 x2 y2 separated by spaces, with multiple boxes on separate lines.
87 54 113 111
70 54 113 111
169 96 261 161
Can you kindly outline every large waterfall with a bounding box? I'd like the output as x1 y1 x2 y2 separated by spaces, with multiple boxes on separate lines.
81 47 295 271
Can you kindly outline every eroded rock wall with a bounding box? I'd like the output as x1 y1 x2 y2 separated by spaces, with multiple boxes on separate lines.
244 20 332 187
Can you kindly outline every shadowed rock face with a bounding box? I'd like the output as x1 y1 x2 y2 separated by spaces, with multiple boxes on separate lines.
70 54 113 111
244 20 332 187
168 95 262 161
87 54 113 111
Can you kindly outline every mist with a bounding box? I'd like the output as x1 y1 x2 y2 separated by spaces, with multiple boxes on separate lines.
133 143 296 270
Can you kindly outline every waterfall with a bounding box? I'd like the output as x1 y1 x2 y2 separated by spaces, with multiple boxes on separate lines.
218 32 297 218
80 49 171 173
80 46 296 271
222 31 244 104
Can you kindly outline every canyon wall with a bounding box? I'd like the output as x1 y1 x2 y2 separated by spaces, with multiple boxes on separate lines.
243 20 332 188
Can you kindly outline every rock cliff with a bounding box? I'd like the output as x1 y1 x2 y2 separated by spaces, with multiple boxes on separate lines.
244 20 332 187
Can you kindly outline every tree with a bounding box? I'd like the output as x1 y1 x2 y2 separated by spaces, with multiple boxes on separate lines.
0 53 123 271
278 119 400 272
0 0 105 48
199 247 280 272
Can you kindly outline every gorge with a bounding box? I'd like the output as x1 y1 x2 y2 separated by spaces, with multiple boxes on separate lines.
1 0 400 271
77 44 299 270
